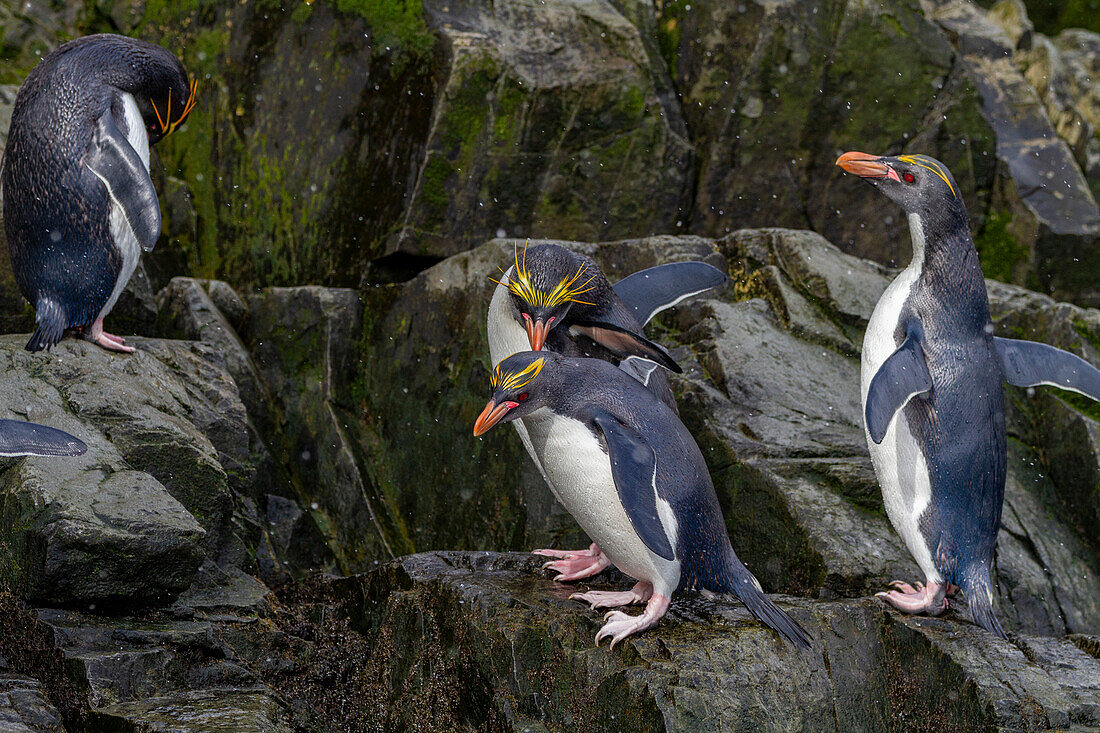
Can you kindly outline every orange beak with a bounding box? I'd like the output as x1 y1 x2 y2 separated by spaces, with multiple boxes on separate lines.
473 400 517 436
836 151 899 180
525 319 550 351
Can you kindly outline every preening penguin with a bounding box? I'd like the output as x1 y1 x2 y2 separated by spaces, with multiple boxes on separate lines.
485 242 726 582
2 34 196 353
472 351 811 649
837 151 1100 637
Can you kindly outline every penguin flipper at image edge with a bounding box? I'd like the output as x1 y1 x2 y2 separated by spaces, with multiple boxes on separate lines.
84 107 161 252
866 320 933 444
0 419 86 457
613 262 727 326
589 409 675 561
994 337 1100 401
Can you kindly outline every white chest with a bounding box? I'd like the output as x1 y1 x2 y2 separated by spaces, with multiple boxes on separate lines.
97 93 149 321
523 408 680 592
861 214 939 581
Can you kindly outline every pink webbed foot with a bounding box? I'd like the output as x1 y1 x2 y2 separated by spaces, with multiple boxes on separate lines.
571 581 652 610
876 579 948 616
532 543 611 582
83 319 134 354
595 593 671 649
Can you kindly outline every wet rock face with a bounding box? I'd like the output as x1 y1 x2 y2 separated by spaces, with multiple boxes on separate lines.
343 552 1100 731
668 0 997 269
390 0 692 259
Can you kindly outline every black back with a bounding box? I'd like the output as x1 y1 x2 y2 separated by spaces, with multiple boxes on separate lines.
899 205 1005 586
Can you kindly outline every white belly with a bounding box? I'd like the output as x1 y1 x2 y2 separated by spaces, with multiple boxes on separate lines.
862 258 940 582
523 407 680 595
97 92 149 321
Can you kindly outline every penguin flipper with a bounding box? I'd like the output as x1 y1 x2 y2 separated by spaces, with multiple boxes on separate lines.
571 320 682 374
613 262 727 325
619 356 661 386
590 410 676 562
84 108 161 252
866 323 932 444
0 419 86 457
994 337 1100 402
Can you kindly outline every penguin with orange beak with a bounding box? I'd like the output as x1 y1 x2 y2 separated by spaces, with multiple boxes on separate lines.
473 350 811 649
486 242 725 582
3 34 196 353
836 151 1100 637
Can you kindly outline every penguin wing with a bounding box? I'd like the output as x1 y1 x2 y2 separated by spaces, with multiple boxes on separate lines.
570 320 682 374
0 419 87 457
865 325 932 444
590 410 676 561
84 108 161 252
613 261 727 325
619 356 662 386
994 337 1100 401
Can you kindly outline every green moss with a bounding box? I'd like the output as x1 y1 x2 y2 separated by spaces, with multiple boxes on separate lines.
1053 389 1100 423
975 209 1027 283
419 156 454 227
332 0 435 69
655 0 688 78
1072 318 1100 354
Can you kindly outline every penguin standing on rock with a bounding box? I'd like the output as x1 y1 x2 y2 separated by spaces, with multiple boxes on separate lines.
836 151 1100 637
473 350 811 649
486 241 726 582
2 34 196 353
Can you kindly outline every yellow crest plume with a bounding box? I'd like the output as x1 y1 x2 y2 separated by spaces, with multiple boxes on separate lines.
489 240 597 308
490 357 545 391
897 154 957 198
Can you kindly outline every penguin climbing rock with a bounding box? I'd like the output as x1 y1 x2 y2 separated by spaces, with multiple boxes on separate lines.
0 419 86 457
2 34 196 353
836 151 1100 637
473 350 811 649
486 241 726 582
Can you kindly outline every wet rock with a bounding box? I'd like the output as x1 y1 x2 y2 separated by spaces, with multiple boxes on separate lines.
90 689 294 733
0 339 206 607
930 1 1100 306
391 0 692 259
243 286 401 572
340 551 1100 731
0 657 63 733
106 0 691 289
667 0 996 269
156 278 340 581
0 330 301 607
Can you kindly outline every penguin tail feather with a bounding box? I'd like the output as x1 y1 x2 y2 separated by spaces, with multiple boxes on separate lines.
721 565 813 649
960 566 1006 639
25 299 67 352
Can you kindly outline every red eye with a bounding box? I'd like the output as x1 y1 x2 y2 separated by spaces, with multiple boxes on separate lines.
518 393 528 402
903 172 916 183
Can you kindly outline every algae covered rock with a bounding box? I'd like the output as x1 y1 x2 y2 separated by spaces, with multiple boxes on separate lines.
666 0 996 269
390 0 692 260
338 551 1100 731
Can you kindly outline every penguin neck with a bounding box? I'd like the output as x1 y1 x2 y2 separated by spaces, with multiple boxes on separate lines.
905 205 975 272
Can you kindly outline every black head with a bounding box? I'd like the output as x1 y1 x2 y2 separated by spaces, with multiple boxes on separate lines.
473 351 560 436
493 242 602 350
836 151 963 221
57 35 197 144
